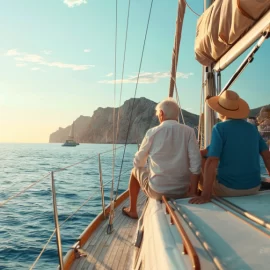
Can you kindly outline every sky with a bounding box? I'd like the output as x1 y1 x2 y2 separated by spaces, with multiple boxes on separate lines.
0 0 269 143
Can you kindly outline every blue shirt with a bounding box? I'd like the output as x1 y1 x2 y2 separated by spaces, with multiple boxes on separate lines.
207 119 268 189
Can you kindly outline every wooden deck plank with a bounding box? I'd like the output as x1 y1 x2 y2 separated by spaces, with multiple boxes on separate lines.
125 219 141 268
71 219 108 270
72 200 128 269
104 227 126 269
110 195 145 269
89 215 129 270
112 227 131 269
114 226 133 270
93 203 135 269
71 192 146 270
97 220 127 270
88 202 140 269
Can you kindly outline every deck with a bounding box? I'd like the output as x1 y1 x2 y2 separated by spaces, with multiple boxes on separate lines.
70 192 146 270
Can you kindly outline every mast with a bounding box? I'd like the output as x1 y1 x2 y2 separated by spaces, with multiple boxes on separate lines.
168 0 186 97
203 0 216 147
68 122 75 140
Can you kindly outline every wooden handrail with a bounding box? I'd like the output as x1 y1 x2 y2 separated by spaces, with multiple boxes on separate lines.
162 196 201 270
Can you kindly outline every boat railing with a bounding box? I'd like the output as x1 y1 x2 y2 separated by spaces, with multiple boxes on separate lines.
171 199 223 269
0 145 132 270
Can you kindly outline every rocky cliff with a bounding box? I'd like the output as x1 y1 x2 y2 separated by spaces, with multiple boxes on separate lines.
49 115 91 143
49 97 199 143
49 97 267 144
250 105 270 117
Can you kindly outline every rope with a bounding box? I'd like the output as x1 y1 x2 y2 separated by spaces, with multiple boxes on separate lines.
183 0 201 17
0 172 51 207
114 0 155 201
29 229 56 270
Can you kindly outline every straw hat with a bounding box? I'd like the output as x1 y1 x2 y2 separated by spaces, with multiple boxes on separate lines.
206 90 250 119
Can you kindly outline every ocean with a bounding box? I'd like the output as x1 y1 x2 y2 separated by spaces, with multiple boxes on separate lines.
0 143 268 269
0 143 137 270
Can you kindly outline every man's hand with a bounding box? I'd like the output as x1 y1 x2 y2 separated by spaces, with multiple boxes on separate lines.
188 195 211 204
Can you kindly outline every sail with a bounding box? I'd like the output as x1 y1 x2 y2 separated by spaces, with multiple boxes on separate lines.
214 10 270 71
218 0 270 46
195 0 270 66
68 122 75 140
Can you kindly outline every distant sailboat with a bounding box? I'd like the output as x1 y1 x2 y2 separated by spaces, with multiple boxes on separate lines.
62 121 79 147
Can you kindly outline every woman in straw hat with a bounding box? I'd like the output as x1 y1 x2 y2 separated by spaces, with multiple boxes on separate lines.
190 90 270 204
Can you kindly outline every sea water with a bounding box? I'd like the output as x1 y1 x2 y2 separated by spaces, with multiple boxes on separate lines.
0 143 137 269
0 143 268 269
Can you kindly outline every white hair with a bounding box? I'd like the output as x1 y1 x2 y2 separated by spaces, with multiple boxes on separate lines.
155 98 179 120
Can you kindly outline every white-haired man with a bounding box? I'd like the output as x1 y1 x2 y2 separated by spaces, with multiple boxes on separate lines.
122 98 201 219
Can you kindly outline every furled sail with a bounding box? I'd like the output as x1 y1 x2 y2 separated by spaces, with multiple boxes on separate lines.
195 0 270 66
218 0 270 46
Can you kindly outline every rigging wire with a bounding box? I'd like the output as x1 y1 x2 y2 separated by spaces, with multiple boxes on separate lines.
114 0 132 197
0 146 124 207
171 70 185 125
29 229 56 270
183 0 201 17
175 84 186 125
114 0 155 201
107 0 118 234
59 167 132 228
115 0 131 144
170 51 185 124
0 172 51 207
60 193 101 227
54 145 124 173
29 167 132 267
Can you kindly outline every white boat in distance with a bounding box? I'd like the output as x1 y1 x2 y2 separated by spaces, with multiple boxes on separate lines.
62 121 79 147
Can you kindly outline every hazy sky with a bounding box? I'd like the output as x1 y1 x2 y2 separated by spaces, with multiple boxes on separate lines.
0 0 269 143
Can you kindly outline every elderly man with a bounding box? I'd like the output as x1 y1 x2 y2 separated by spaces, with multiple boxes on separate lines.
122 98 201 219
190 90 270 204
